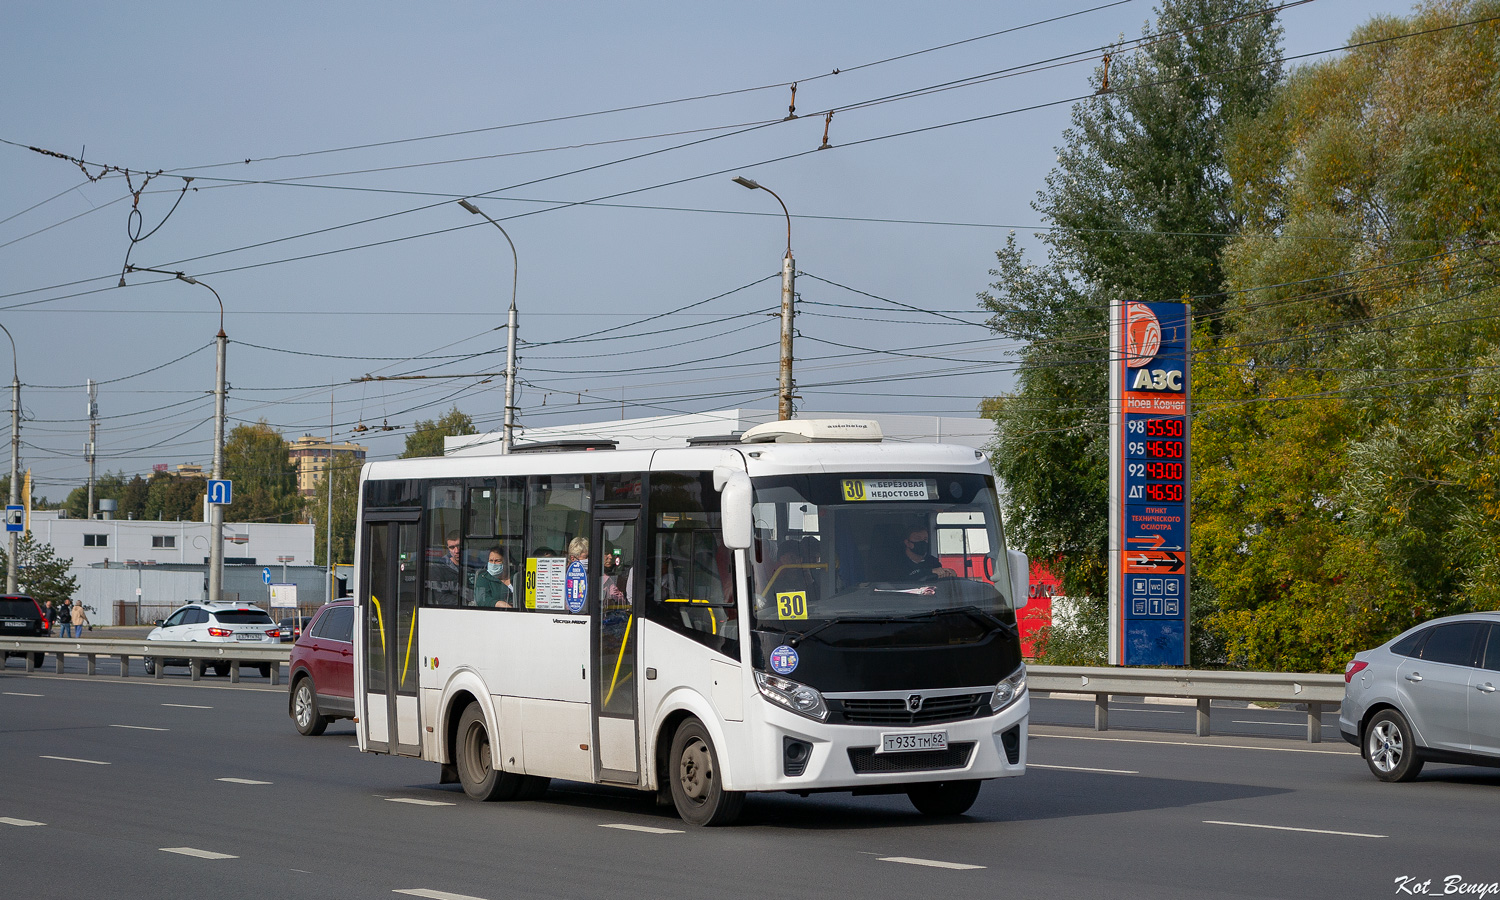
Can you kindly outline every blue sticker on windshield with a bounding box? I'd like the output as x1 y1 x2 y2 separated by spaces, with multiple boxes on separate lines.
769 644 799 676
565 560 587 613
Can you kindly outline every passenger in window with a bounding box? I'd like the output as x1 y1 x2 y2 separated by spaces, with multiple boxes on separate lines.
427 531 465 605
801 535 822 563
602 549 627 604
472 547 514 609
772 539 818 598
567 537 589 567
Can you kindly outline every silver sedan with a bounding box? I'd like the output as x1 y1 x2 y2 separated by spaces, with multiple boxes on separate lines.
1340 611 1500 781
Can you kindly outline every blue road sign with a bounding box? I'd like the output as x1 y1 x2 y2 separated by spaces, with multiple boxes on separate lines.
263 567 272 585
207 479 232 505
5 505 22 532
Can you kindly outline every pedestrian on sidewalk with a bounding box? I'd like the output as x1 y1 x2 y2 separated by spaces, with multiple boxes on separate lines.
71 600 90 635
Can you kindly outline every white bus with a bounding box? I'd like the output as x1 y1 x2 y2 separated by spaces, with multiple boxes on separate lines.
353 419 1029 825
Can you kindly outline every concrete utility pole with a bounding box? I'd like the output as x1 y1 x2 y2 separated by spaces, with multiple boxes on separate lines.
732 176 796 420
86 379 97 520
203 280 228 605
1 323 19 593
457 199 520 453
326 390 335 600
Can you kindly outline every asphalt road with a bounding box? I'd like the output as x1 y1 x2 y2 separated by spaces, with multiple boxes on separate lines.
3 664 1497 900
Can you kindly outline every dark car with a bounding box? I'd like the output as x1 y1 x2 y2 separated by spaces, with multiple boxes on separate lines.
288 600 355 736
1 595 49 667
277 614 306 644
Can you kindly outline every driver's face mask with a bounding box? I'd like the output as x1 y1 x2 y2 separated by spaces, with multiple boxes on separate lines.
908 540 930 556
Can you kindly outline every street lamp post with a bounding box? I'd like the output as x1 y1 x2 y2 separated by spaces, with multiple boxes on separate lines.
732 176 796 420
126 266 228 603
457 199 520 454
1 323 20 593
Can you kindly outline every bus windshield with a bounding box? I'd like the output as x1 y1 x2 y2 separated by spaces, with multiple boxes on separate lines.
749 472 1013 633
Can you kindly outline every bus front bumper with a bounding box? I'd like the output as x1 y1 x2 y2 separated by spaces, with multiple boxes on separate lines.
736 692 1028 793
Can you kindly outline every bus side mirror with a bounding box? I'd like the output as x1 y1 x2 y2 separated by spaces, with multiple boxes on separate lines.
716 469 753 550
1007 548 1029 609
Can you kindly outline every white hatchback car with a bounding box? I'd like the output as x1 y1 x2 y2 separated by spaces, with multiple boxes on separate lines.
1340 611 1500 781
145 601 281 677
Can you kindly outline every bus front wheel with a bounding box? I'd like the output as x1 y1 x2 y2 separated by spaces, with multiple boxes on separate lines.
907 779 982 817
456 704 521 802
668 719 744 826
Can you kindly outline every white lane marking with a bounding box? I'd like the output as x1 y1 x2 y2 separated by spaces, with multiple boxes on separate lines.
1 817 46 826
40 755 110 765
162 703 213 709
1031 733 1354 756
394 890 490 900
879 856 986 870
1029 763 1139 774
599 823 684 834
384 797 456 807
161 847 238 859
1204 820 1386 839
110 724 169 732
3 691 43 697
217 777 272 785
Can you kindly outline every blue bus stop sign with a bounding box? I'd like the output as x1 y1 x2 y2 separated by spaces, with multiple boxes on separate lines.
5 505 22 532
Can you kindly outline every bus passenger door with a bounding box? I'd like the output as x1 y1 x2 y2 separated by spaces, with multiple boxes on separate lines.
361 517 423 757
592 509 641 784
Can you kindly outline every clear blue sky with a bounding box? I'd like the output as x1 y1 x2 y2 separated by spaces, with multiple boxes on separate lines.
0 0 1419 501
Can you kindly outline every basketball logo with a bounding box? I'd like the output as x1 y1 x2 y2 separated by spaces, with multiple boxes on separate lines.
1125 302 1161 368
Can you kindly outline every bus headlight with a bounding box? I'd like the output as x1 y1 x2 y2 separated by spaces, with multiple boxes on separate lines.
755 671 828 721
992 665 1027 713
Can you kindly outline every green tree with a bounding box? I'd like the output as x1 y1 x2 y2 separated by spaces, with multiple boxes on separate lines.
222 420 302 523
313 455 359 567
0 533 78 606
64 471 132 519
1197 0 1500 669
143 472 204 522
979 0 1284 661
401 406 476 458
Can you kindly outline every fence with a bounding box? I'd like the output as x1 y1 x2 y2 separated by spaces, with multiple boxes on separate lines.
1029 665 1347 743
3 636 290 684
112 601 326 627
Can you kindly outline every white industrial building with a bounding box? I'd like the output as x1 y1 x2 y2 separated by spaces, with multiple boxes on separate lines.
23 511 317 626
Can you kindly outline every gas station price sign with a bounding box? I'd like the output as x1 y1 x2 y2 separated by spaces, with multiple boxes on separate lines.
1110 301 1191 667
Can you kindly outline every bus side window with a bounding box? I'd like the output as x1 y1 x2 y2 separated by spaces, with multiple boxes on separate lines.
645 471 737 658
523 475 592 610
468 479 525 610
425 483 465 607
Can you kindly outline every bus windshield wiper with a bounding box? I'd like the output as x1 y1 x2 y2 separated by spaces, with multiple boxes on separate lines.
788 615 908 647
900 604 1011 632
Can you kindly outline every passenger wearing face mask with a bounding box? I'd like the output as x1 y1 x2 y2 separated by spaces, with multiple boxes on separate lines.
888 527 957 582
472 546 514 608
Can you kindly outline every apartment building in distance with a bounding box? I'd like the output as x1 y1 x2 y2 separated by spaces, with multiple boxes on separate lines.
288 434 368 498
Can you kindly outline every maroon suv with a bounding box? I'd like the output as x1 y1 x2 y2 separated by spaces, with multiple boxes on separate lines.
1 595 49 668
287 600 355 736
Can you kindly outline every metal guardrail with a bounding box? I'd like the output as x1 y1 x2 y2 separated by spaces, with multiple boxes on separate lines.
1029 665 1347 743
1 639 1345 742
1 637 291 685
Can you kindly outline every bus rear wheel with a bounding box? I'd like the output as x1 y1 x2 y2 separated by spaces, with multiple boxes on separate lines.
907 779 982 817
455 703 521 802
668 719 743 826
